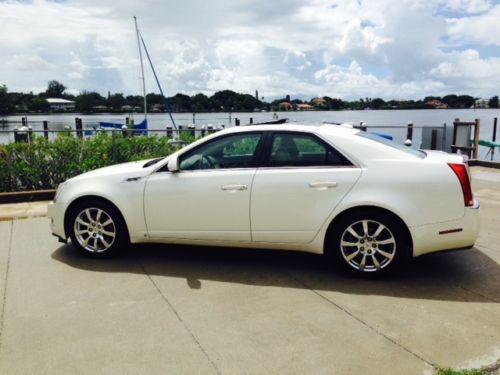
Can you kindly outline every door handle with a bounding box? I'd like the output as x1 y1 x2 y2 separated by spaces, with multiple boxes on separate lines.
309 181 337 189
221 184 248 191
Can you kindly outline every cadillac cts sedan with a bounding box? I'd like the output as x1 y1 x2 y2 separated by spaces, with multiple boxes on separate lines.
47 124 480 275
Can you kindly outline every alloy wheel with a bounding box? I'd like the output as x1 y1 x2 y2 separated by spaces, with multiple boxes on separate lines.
340 219 396 272
73 207 116 253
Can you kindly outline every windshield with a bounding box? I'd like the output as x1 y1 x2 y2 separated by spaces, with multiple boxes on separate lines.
356 132 426 158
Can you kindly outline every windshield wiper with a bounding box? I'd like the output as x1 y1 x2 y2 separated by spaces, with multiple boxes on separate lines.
143 157 164 168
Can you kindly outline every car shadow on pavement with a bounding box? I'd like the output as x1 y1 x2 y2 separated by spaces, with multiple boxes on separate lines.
51 243 500 303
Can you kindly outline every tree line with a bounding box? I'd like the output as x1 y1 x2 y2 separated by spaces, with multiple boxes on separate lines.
0 80 498 115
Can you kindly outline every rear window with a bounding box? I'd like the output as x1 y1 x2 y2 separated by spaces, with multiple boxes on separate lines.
356 132 426 158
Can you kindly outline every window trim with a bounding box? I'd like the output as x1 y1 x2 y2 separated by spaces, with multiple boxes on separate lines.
261 131 354 168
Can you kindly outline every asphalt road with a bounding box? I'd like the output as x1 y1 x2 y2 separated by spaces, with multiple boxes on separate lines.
0 168 499 374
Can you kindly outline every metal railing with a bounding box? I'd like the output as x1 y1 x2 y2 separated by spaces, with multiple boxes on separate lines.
1 121 498 161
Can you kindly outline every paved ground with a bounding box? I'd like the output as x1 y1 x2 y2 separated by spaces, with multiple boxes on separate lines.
0 167 499 374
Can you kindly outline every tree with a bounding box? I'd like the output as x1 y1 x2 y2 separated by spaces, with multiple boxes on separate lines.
168 93 191 112
423 96 442 103
441 94 459 107
126 95 144 109
488 96 499 108
0 85 11 115
191 93 211 112
457 95 474 108
107 93 126 110
45 80 67 98
211 90 239 111
371 98 386 109
75 91 106 112
29 96 49 112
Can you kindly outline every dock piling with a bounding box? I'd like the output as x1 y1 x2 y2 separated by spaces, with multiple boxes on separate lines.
43 121 49 140
492 117 497 160
406 123 413 141
75 117 83 138
431 129 438 150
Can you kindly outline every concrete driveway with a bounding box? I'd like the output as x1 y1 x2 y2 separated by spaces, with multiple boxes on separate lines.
0 168 499 374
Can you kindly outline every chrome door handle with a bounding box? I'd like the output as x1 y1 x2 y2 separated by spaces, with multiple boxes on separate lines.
309 181 337 189
221 184 248 191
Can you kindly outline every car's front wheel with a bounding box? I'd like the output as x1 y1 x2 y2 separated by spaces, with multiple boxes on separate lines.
328 210 410 275
68 200 128 257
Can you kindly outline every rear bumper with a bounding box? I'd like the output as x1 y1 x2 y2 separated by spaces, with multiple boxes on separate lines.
410 198 480 257
47 201 67 241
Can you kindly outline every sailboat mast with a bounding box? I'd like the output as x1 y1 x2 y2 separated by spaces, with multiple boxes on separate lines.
134 16 147 121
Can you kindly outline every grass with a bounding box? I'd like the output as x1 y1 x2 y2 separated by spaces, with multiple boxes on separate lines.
435 360 500 375
436 369 487 375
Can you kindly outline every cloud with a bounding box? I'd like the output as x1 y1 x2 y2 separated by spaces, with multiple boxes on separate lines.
446 4 500 46
440 0 493 13
430 49 500 91
6 54 55 71
0 0 498 99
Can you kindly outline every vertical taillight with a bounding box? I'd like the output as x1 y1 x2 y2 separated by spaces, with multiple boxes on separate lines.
448 163 473 207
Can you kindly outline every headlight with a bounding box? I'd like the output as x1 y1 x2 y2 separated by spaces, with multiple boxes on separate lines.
54 181 68 202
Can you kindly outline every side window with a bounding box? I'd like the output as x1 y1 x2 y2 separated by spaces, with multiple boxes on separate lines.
270 133 351 167
179 133 262 171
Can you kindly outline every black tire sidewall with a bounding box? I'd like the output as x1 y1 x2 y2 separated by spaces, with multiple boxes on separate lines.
328 210 410 276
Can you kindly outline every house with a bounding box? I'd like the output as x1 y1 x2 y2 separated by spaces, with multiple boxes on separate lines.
47 98 75 111
311 97 326 107
474 98 489 108
279 102 293 111
150 104 164 112
424 99 448 109
296 103 315 111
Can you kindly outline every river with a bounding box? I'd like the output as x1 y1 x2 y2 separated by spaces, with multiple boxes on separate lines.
1 109 499 160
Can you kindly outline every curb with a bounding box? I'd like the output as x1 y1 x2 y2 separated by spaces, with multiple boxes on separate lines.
469 160 500 169
0 189 55 204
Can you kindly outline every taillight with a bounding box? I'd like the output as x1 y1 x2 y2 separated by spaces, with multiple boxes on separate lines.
448 163 473 207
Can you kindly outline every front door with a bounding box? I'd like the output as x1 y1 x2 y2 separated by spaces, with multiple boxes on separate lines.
144 132 263 242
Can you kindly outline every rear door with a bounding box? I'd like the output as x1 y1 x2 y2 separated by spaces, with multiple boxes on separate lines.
250 131 361 243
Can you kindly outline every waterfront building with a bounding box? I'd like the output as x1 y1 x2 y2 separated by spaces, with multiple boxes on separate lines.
47 98 76 111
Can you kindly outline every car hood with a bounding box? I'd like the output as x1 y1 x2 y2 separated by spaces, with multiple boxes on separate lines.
70 158 166 182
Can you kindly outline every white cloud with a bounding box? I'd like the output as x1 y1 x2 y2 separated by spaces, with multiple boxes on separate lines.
6 54 55 71
446 4 500 46
430 49 500 92
441 0 493 13
0 0 498 99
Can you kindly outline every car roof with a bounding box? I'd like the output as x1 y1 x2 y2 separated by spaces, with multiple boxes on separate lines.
168 122 421 166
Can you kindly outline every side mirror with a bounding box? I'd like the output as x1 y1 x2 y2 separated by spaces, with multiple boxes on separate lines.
167 155 179 172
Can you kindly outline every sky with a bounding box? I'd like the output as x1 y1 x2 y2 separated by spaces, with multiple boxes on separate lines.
0 0 499 100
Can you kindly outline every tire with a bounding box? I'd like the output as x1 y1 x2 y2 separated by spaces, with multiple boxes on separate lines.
68 199 128 257
327 209 410 276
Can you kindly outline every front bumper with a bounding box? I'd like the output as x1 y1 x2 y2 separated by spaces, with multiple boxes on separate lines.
410 198 480 257
47 201 67 241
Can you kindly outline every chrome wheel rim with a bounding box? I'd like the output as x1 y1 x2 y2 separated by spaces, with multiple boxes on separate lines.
340 219 396 272
73 208 116 253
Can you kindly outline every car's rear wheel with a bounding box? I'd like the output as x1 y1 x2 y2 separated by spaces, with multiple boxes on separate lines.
328 210 410 276
68 200 128 257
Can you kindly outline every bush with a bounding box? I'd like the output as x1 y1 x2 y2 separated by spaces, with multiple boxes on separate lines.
0 132 179 192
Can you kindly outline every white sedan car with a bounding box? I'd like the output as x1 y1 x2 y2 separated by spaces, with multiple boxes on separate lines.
48 124 480 275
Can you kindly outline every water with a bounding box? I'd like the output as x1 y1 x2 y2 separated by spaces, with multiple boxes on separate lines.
1 109 499 160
